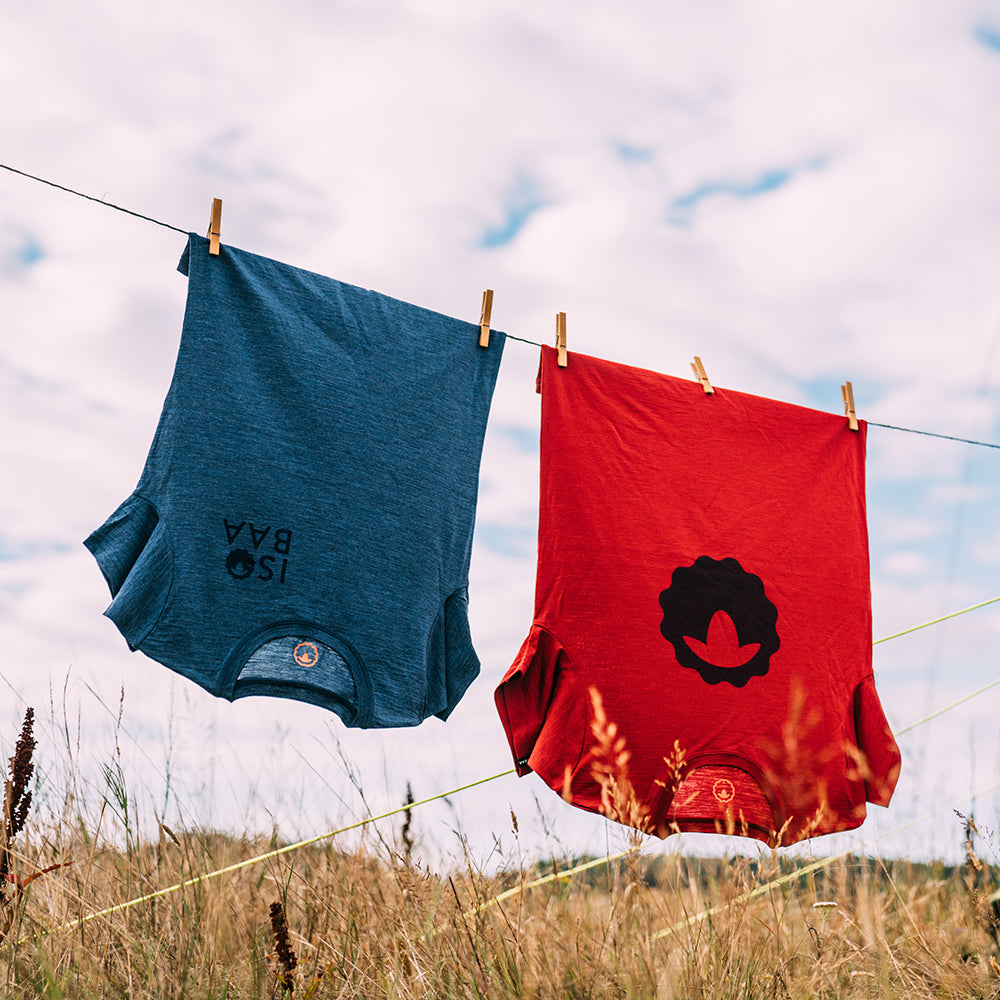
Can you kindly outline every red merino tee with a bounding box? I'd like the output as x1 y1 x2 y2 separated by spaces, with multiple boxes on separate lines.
495 347 901 847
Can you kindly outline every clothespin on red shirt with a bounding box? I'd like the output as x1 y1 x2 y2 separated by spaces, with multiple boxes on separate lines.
691 356 714 394
556 312 568 367
207 198 223 256
479 289 494 347
841 381 859 431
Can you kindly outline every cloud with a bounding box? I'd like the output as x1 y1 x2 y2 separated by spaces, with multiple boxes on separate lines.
1 0 999 864
472 523 536 559
879 550 936 579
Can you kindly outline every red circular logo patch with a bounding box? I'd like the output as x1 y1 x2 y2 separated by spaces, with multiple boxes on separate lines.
293 642 318 667
712 778 735 804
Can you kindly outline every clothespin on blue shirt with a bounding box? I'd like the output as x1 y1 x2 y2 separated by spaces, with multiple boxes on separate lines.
556 312 568 367
479 289 494 347
841 381 859 431
207 198 223 256
691 356 714 394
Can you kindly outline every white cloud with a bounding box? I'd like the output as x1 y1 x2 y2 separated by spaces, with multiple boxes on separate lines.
879 550 936 580
2 0 1000 864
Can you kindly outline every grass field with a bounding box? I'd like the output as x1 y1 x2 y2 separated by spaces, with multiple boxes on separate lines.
3 708 1000 999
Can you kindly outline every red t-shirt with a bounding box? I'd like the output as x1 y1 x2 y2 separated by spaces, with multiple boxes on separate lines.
495 347 901 846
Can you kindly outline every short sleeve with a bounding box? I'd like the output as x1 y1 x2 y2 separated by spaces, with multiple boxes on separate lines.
84 493 173 649
495 626 582 779
853 674 902 806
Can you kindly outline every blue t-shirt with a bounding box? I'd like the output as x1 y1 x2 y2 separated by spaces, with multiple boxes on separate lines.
85 234 505 727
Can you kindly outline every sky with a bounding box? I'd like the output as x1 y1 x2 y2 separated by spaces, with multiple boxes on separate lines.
3 0 1000 871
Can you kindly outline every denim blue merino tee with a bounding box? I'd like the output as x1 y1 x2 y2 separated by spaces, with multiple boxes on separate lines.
85 235 506 728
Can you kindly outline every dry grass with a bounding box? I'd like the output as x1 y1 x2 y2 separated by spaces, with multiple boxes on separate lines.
2 709 1000 998
3 806 1000 997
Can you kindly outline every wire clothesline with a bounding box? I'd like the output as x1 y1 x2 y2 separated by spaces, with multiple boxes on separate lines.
3 161 999 451
867 422 1000 449
1 162 188 236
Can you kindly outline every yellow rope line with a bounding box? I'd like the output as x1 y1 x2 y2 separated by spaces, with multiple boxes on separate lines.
651 779 1000 941
468 848 636 917
875 595 1000 736
47 768 515 936
43 593 1000 936
873 595 1000 645
471 778 1000 933
471 661 1000 918
893 677 1000 736
466 596 1000 915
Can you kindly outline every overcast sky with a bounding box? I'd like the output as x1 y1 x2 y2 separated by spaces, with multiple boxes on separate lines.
3 0 1000 869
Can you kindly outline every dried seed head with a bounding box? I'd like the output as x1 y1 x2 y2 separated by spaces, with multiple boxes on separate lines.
269 900 297 994
401 783 415 862
586 687 651 833
6 708 35 840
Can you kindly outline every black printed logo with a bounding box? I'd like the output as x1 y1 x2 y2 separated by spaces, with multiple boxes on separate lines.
658 556 780 687
225 548 256 579
222 518 292 584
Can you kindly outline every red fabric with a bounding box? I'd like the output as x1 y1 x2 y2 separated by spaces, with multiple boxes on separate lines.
495 347 901 847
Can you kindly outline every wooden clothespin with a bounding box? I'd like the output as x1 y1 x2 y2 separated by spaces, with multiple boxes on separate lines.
478 289 494 348
207 198 223 256
841 381 858 431
691 356 714 394
555 312 568 368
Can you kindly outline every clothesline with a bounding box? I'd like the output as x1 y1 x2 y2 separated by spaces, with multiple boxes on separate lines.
868 422 1000 449
650 775 1000 942
4 158 1000 867
467 774 1000 929
3 160 999 452
41 768 517 939
1 162 188 236
5 158 1000 952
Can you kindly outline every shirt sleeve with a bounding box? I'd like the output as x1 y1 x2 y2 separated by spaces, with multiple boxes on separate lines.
495 625 580 779
853 674 902 806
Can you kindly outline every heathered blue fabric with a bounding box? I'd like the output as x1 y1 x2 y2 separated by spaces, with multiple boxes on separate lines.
84 234 505 728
